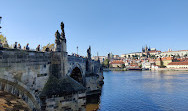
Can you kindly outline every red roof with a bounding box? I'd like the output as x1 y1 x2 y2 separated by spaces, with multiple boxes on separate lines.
148 50 161 53
110 60 124 64
156 57 174 61
177 58 188 62
168 61 188 65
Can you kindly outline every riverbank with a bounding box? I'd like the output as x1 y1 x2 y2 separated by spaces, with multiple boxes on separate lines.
151 68 188 71
103 68 188 72
103 68 127 71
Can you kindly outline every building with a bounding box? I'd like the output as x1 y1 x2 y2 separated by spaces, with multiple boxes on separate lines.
142 59 155 69
113 55 120 59
110 60 125 68
121 46 160 59
123 52 142 58
167 61 188 68
159 50 188 57
92 56 106 63
156 57 178 67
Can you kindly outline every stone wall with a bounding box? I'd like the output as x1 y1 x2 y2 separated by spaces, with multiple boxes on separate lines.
0 49 51 110
45 91 86 111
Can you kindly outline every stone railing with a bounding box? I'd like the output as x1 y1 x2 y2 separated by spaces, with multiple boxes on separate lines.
68 55 86 63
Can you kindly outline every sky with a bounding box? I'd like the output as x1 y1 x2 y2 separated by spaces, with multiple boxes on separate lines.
0 0 188 56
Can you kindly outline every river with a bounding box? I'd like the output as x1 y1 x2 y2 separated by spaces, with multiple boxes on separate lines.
86 71 188 111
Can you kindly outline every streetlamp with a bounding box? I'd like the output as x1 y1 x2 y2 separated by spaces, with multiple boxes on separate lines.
77 46 78 55
0 16 2 33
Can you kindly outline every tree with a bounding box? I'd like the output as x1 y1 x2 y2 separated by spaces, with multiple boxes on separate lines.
103 59 109 68
42 43 55 51
0 34 9 48
121 64 125 68
0 34 7 42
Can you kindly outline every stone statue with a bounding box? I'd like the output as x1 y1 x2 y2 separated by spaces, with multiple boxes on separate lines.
61 22 65 39
87 46 91 60
55 30 60 43
55 30 61 51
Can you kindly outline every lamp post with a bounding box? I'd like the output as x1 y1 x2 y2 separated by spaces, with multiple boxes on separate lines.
0 16 2 33
77 46 78 55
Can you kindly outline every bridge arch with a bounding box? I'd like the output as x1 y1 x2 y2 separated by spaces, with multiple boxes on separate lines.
0 78 40 111
70 67 83 84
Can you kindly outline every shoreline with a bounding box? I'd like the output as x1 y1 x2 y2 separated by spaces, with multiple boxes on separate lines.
103 68 188 71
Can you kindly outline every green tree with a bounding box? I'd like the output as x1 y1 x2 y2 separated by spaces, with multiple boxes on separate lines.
0 34 9 48
42 43 55 51
121 64 125 68
103 59 109 68
139 64 142 68
0 34 7 42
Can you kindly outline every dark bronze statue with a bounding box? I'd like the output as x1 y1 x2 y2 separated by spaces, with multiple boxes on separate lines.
61 22 65 39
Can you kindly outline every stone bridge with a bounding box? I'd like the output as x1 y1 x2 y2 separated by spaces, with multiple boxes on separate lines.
0 22 103 111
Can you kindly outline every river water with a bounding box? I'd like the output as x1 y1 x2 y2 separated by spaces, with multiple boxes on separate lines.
86 71 188 111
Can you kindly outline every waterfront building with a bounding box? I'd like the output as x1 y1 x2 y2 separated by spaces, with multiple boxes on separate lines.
142 59 155 69
110 60 125 68
167 61 188 68
156 57 178 67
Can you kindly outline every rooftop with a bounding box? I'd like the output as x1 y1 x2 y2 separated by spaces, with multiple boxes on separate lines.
168 61 188 65
40 75 86 98
110 60 124 64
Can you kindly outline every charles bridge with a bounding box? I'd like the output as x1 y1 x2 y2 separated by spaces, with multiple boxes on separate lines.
0 22 104 111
